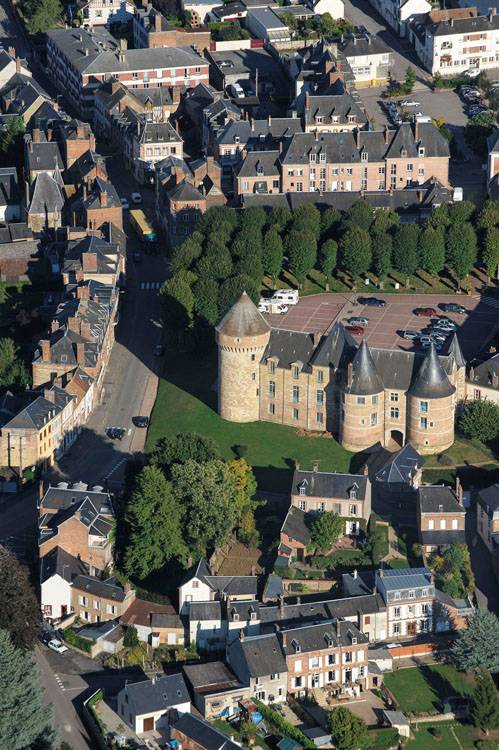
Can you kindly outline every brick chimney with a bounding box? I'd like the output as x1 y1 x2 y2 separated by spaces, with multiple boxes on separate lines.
414 119 419 141
82 252 98 273
100 189 107 208
305 91 310 111
384 125 389 144
32 128 41 143
355 128 360 148
76 342 86 365
455 476 463 505
347 362 353 386
80 320 92 340
67 316 79 333
44 388 55 403
239 628 245 641
155 11 161 31
40 340 50 362
77 285 90 300
172 86 181 103
15 57 21 74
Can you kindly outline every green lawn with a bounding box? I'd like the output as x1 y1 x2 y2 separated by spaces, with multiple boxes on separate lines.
423 463 499 490
406 723 465 750
424 437 496 468
147 350 353 492
384 665 475 716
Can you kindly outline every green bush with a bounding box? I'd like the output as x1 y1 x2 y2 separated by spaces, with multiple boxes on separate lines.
254 700 316 749
328 549 369 568
62 628 92 654
476 741 499 750
370 727 399 750
233 444 248 458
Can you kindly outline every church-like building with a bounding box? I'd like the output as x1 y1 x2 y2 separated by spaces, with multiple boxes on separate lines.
216 293 467 454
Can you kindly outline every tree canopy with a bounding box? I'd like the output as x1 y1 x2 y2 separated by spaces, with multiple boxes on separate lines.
470 668 499 735
0 338 29 391
339 227 371 279
450 609 499 673
326 707 369 750
0 547 40 651
458 400 499 443
25 0 62 33
149 432 220 476
310 512 344 551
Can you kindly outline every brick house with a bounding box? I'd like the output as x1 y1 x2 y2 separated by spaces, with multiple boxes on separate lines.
133 4 211 52
303 91 367 132
279 505 311 562
0 392 62 473
72 177 123 231
417 483 466 553
25 120 96 181
170 713 241 750
118 109 183 183
71 575 135 623
476 483 499 553
215 116 303 169
40 545 88 621
281 619 369 696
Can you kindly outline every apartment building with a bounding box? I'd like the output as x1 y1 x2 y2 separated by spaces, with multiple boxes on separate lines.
114 108 183 183
410 7 499 75
133 4 211 51
290 469 371 533
282 619 368 696
368 0 430 37
215 116 302 168
25 120 96 181
46 27 209 119
94 78 178 139
0 391 62 473
376 568 434 638
77 0 134 26
71 575 135 623
417 484 466 553
476 483 499 553
178 559 258 615
303 91 367 132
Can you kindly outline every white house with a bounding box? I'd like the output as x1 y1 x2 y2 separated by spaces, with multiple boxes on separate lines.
178 559 258 615
376 568 434 638
0 49 31 88
117 674 191 735
369 0 430 37
311 0 345 20
188 601 225 650
40 546 87 622
77 0 134 26
337 33 393 86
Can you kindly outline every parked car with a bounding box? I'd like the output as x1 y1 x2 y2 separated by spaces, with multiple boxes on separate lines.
418 334 434 344
414 307 437 317
275 304 289 314
106 427 126 440
120 197 129 210
400 330 419 340
48 639 68 654
271 289 299 305
131 192 143 205
133 416 149 428
228 82 244 98
154 344 165 356
358 297 386 307
434 321 457 332
464 67 480 77
440 302 467 314
258 299 271 313
348 316 368 326
345 325 364 335
400 99 420 107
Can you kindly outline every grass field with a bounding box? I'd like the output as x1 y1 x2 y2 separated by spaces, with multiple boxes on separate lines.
384 665 475 716
147 349 353 492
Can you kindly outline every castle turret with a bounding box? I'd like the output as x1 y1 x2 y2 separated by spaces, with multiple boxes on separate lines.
446 332 466 402
339 339 385 451
216 292 270 422
407 343 455 454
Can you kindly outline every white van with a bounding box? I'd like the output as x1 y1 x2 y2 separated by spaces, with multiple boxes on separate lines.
270 289 299 305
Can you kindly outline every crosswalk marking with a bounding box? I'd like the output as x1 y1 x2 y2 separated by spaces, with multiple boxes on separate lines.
140 281 162 290
54 674 66 692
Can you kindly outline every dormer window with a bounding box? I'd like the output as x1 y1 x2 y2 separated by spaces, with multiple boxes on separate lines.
250 611 257 621
319 153 326 163
299 485 306 497
349 486 357 500
234 135 240 144
256 164 264 176
315 115 323 123
348 115 356 123
401 148 407 157
233 612 239 621
361 151 368 162
309 153 317 163
418 146 425 157
292 639 301 653
351 636 357 645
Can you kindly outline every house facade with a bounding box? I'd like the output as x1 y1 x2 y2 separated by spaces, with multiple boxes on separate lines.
117 674 190 734
476 484 499 553
227 631 288 703
417 484 466 553
71 575 135 623
376 568 434 638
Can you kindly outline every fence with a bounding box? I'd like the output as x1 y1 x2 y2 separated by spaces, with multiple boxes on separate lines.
82 689 107 750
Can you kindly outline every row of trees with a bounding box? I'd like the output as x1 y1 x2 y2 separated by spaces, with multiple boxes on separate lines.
0 338 30 392
122 433 261 582
23 0 62 34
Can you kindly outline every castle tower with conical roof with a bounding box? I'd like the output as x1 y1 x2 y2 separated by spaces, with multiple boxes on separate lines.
407 343 455 454
339 339 385 451
216 292 271 422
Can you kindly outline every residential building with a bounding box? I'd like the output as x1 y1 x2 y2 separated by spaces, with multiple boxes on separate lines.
117 674 191 734
466 353 499 404
0 167 23 222
336 32 394 85
179 559 258 614
206 48 288 99
290 468 371 531
133 4 211 51
183 661 249 718
370 442 425 491
77 0 134 26
27 172 65 233
376 568 434 638
369 0 430 37
46 27 209 119
216 294 465 454
94 78 178 139
170 713 241 750
417 483 466 553
246 8 292 43
120 598 184 644
215 116 303 168
0 391 63 473
40 546 87 621
409 7 499 76
303 91 367 132
0 48 31 87
114 108 183 183
281 619 369 695
487 129 499 198
72 177 123 230
24 119 96 182
71 575 135 623
189 601 225 650
279 505 311 562
227 631 288 703
476 483 499 553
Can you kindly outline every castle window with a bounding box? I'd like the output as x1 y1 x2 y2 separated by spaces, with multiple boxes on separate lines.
357 397 365 405
317 412 323 425
269 381 275 397
251 354 256 361
316 390 324 406
293 366 299 380
317 371 324 384
293 385 300 403
293 408 299 420
390 392 398 402
420 417 428 430
252 373 256 380
269 360 275 374
268 403 275 415
390 407 399 419
372 395 378 405
370 412 377 426
420 401 428 413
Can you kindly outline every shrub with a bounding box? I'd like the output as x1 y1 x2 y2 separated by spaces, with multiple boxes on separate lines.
476 741 499 750
429 726 442 739
62 628 92 653
254 700 316 749
232 444 248 458
370 727 399 750
123 625 139 648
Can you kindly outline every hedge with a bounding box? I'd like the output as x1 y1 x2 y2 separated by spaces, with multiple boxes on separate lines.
253 700 316 749
370 727 399 750
62 628 92 653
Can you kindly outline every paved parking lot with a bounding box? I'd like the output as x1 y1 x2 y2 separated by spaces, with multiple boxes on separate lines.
264 292 498 360
358 87 469 131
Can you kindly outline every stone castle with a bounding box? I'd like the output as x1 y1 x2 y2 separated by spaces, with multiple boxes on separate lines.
216 293 467 455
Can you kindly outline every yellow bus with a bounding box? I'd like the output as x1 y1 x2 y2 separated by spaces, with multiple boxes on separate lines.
129 209 157 243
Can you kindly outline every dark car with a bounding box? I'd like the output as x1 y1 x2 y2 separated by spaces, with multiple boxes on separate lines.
106 427 126 440
359 297 386 307
439 302 467 314
414 307 437 317
345 325 364 335
133 416 149 428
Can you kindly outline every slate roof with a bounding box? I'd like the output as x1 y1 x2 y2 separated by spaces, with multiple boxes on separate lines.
444 333 465 369
72 575 127 601
420 529 466 545
468 353 499 390
342 570 375 597
40 483 110 512
172 713 240 750
3 394 60 430
40 546 87 583
0 167 21 206
310 322 357 369
120 598 176 626
216 291 270 337
281 618 368 654
413 10 499 38
258 592 385 626
235 150 280 178
166 179 204 202
292 469 368 500
120 673 190 716
281 505 311 545
339 32 393 58
189 601 222 621
418 485 464 514
150 613 183 629
375 443 425 484
344 339 383 396
217 117 302 145
183 661 241 691
409 343 455 399
236 632 287 677
477 484 499 514
26 141 64 173
264 329 316 371
305 93 366 126
29 172 64 215
378 567 432 591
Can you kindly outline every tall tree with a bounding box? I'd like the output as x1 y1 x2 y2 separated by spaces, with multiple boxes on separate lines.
446 223 477 280
268 205 292 232
291 204 321 239
200 205 238 236
370 208 399 236
0 338 29 391
227 458 257 524
262 225 284 287
319 238 338 281
448 200 475 225
231 228 262 263
193 277 219 325
345 200 373 232
418 226 445 276
320 207 342 240
286 230 317 285
339 227 371 279
450 609 499 673
476 200 499 230
170 237 202 275
196 247 232 280
124 466 185 579
25 0 62 33
470 668 499 735
172 459 238 558
0 628 56 750
483 226 499 279
310 512 343 551
218 274 259 317
327 707 369 750
371 233 392 279
458 399 499 443
392 224 420 277
0 547 40 651
234 252 263 283
428 203 450 229
239 206 267 233
160 271 195 332
149 432 220 477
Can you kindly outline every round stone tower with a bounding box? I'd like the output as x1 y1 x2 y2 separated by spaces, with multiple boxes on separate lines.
407 343 455 454
339 339 385 451
446 332 466 402
216 292 271 423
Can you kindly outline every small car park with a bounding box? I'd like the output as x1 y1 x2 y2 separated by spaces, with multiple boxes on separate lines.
48 639 68 654
414 307 437 317
358 297 386 307
348 316 368 326
440 303 467 314
400 330 419 340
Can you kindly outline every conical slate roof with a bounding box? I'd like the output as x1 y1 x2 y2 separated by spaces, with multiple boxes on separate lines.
409 344 455 399
445 332 466 369
346 339 383 396
216 291 270 337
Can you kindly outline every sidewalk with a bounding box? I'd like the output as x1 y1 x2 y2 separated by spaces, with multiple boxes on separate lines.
130 374 159 455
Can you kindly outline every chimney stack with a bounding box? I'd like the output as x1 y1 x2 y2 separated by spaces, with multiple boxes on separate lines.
50 320 59 333
82 252 98 273
77 285 90 300
414 118 419 141
15 57 21 74
40 340 50 362
353 568 357 580
455 476 463 505
347 362 353 386
278 593 284 617
155 11 161 31
32 128 41 143
355 128 360 148
76 342 86 365
43 388 56 403
305 91 310 112
100 190 107 208
384 125 389 144
239 628 245 641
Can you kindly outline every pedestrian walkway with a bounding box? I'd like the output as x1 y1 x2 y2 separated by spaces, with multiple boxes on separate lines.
139 281 162 290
